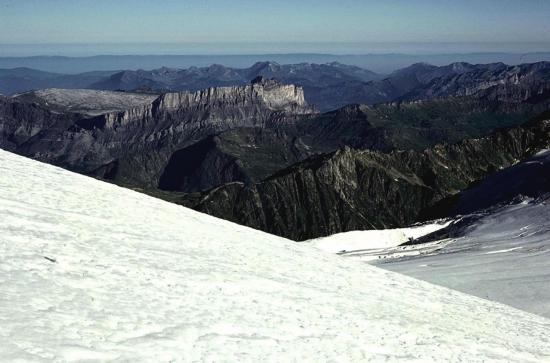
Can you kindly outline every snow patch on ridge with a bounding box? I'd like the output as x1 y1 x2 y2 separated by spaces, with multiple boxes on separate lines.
14 88 159 115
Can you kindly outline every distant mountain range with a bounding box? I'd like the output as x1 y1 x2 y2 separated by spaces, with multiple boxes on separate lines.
2 62 381 111
0 68 117 95
2 61 550 240
1 52 550 74
4 61 550 112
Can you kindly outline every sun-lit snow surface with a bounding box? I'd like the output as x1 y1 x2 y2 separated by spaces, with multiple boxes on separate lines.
14 88 158 115
374 200 550 319
310 200 550 319
1 150 550 362
308 221 452 260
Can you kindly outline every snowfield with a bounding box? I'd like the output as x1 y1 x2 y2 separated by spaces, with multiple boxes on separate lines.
377 200 550 319
1 149 550 362
308 221 452 260
308 200 550 319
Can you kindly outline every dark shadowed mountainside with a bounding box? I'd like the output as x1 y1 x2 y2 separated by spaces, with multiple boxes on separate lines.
170 118 550 240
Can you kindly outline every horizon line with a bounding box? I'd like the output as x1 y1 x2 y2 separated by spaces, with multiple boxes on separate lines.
2 51 550 59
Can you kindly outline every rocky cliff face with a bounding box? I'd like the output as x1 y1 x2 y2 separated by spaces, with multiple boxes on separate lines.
176 118 550 240
1 79 315 187
0 97 78 151
155 76 309 113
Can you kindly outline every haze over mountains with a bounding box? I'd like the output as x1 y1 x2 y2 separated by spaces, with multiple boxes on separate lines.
2 51 550 74
4 61 382 112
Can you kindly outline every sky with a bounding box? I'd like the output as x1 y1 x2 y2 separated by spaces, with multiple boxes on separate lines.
1 0 550 55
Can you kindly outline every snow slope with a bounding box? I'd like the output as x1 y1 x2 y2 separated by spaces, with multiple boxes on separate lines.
1 149 550 362
376 200 550 319
308 221 451 260
308 150 550 319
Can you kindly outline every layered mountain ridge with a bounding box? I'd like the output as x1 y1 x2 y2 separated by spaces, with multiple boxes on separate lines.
173 117 550 240
155 97 548 193
2 61 550 240
1 78 314 188
4 61 550 112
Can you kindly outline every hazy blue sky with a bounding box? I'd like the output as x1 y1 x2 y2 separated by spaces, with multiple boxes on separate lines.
1 0 550 54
